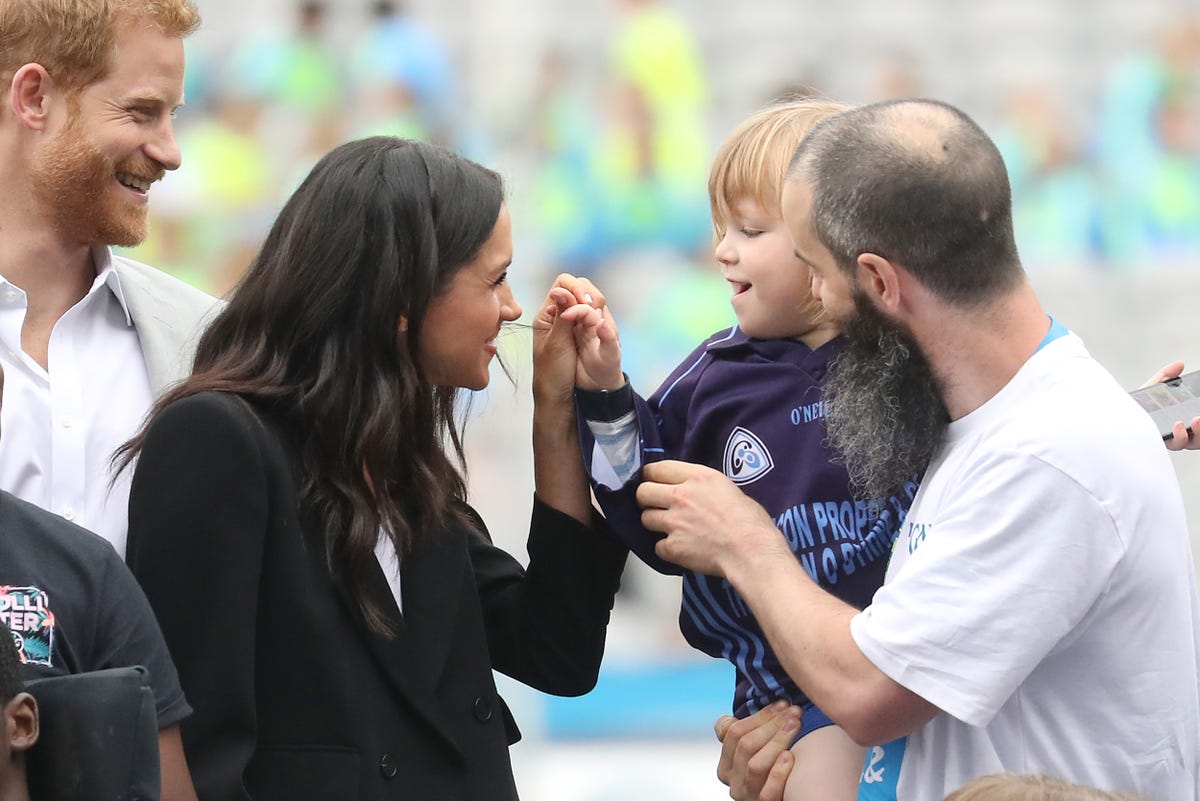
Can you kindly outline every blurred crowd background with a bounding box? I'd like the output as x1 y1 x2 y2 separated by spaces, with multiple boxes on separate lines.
131 1 1200 798
142 0 1200 296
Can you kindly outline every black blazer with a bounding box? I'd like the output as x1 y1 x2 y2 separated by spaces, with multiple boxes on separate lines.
126 392 628 801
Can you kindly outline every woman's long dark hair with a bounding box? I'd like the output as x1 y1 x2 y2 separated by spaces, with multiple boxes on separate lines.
117 137 505 635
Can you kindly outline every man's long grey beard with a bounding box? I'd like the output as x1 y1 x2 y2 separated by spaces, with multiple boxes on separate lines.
823 293 950 500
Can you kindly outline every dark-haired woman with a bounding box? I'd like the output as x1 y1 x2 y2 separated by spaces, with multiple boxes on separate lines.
120 138 628 801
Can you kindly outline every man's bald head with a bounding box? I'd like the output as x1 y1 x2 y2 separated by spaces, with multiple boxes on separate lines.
788 98 1022 307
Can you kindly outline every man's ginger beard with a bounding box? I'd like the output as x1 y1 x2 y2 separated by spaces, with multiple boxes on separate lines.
823 288 949 500
30 106 163 248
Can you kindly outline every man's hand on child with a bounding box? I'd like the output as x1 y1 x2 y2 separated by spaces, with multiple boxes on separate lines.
714 701 800 801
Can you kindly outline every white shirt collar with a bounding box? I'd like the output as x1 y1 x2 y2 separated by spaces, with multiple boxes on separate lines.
0 246 134 326
89 246 135 326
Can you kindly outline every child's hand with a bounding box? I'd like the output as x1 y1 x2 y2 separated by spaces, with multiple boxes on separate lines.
533 275 604 405
559 299 624 391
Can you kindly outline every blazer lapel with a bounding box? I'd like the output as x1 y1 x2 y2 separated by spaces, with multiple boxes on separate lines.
319 515 468 758
398 525 465 688
117 262 187 395
113 259 219 395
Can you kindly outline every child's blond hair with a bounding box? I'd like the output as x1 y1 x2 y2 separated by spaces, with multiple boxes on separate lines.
942 774 1149 801
707 98 850 326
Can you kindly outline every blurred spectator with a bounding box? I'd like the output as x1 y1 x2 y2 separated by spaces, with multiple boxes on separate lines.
226 0 344 186
868 49 924 100
1102 83 1200 265
349 0 457 144
128 92 274 294
230 1 341 119
524 50 610 274
349 79 430 143
1142 86 1200 253
595 0 711 259
1096 17 1199 186
993 86 1103 270
1095 16 1200 267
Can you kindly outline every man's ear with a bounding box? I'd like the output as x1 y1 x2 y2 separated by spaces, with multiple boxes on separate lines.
5 694 39 753
855 252 903 314
9 64 55 131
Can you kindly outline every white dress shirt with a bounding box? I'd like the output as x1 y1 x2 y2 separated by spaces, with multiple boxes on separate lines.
0 248 155 555
373 529 404 615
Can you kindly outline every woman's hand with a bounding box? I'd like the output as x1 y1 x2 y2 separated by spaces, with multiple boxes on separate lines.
530 274 607 523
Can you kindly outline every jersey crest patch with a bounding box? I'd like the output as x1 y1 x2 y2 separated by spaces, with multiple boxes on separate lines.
0 586 54 667
723 426 775 485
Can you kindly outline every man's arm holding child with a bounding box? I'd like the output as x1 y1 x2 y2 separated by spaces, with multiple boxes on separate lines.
637 460 938 746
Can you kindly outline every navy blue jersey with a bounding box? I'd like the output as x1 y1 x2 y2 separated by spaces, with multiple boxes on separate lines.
581 327 917 717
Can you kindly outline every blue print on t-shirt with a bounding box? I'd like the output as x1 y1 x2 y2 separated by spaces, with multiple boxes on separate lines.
858 737 905 801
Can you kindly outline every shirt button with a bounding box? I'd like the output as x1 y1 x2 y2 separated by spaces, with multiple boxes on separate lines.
62 508 75 521
473 696 493 723
378 753 398 779
62 417 74 428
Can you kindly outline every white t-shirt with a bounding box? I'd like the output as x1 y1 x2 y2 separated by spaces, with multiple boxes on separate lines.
850 333 1200 801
